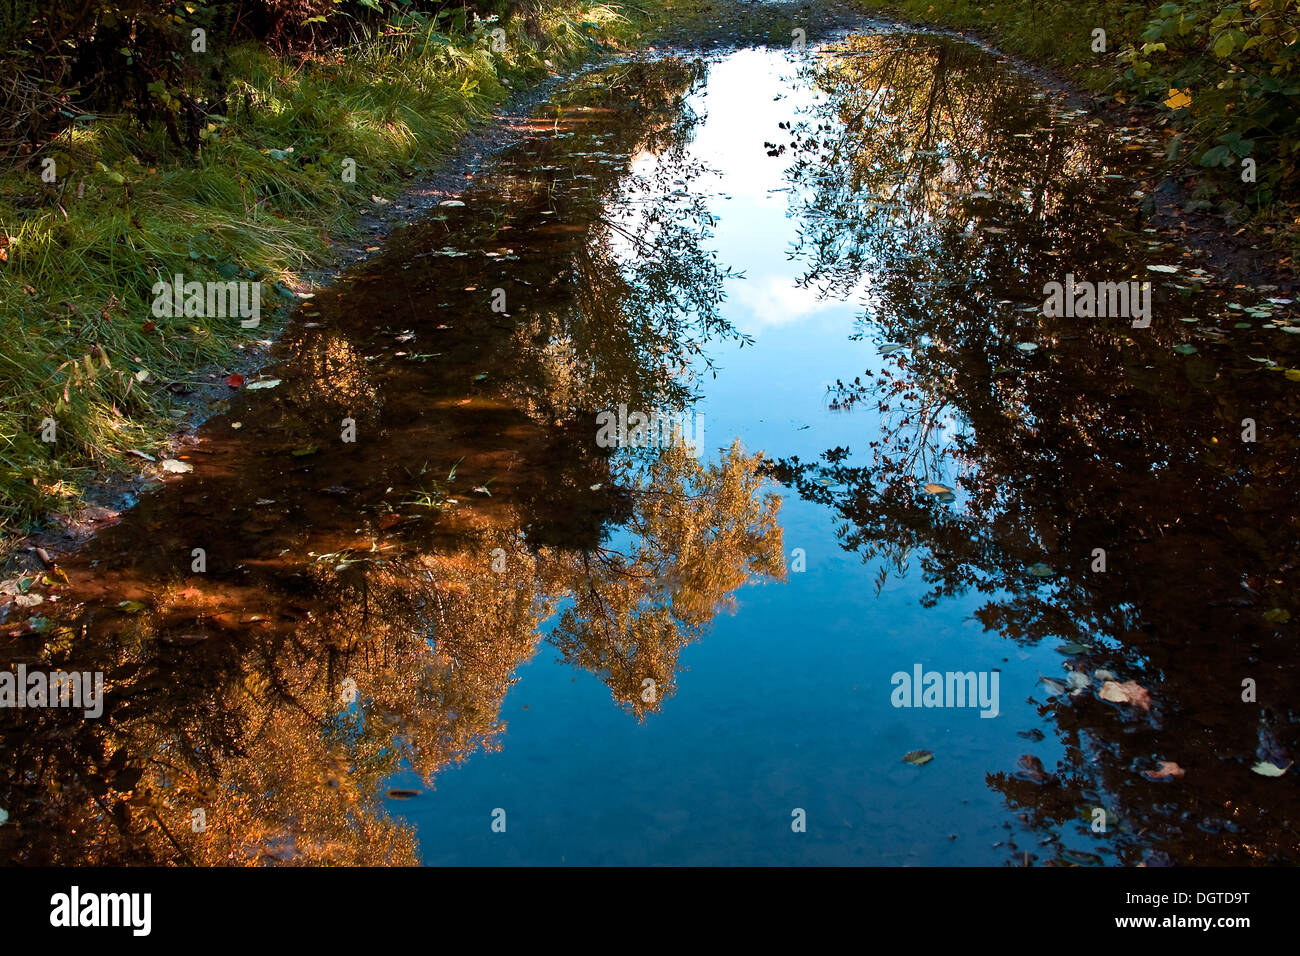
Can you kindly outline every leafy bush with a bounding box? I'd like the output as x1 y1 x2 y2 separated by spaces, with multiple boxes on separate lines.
1120 0 1300 206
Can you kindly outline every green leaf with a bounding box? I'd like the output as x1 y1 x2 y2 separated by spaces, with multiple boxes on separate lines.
1199 145 1232 167
902 750 933 766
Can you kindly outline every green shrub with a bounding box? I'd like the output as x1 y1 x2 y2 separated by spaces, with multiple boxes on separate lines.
1119 0 1300 206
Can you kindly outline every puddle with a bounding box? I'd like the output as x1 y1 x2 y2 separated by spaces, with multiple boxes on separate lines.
3 35 1298 866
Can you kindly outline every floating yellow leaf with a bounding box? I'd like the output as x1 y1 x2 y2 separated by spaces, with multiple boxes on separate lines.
1164 88 1192 110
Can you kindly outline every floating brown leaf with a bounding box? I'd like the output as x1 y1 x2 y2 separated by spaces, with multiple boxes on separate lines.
1143 761 1185 780
1015 754 1053 785
1099 680 1152 710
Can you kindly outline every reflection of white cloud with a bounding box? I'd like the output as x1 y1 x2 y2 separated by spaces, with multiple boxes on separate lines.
689 50 806 204
607 49 874 336
729 275 844 328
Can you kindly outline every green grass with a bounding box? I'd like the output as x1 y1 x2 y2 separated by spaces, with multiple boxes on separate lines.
0 2 644 545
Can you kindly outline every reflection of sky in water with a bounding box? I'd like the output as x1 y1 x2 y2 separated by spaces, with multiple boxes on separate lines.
695 49 868 331
398 49 1074 865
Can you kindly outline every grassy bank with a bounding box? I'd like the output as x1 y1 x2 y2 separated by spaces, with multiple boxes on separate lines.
848 0 1299 244
0 2 647 545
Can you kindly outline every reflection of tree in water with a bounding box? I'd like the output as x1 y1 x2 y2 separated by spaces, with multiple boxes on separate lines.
509 58 749 424
770 35 1300 863
551 441 784 719
0 437 781 864
787 34 1112 302
0 59 783 865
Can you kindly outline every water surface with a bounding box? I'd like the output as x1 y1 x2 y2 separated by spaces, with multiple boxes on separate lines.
3 33 1298 866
